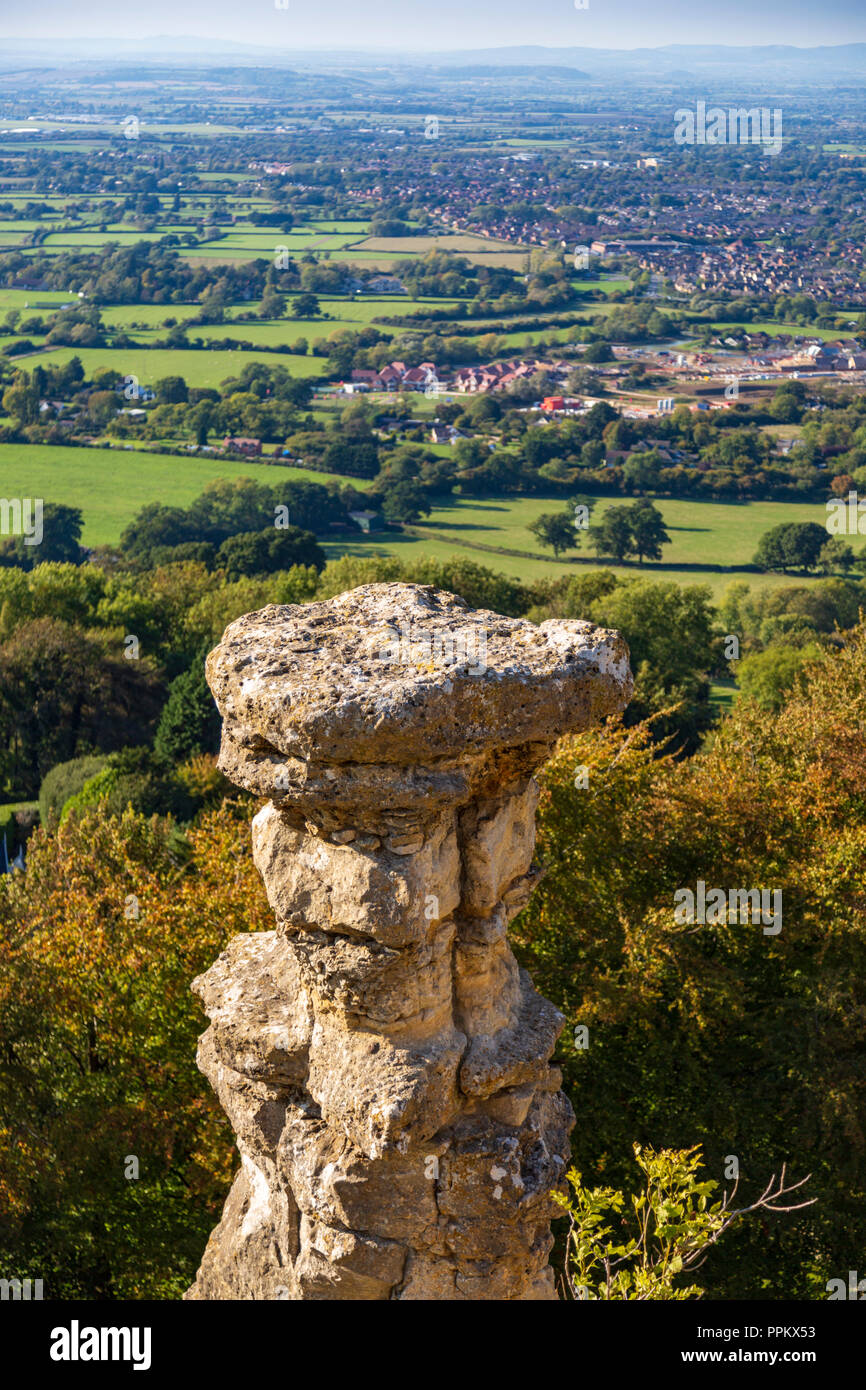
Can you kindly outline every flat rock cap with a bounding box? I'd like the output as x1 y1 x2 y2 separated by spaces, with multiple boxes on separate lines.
206 583 632 768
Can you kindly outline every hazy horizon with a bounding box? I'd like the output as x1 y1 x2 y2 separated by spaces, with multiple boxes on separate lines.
0 0 862 53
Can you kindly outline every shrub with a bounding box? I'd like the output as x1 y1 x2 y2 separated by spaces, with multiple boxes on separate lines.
38 754 109 827
61 749 194 823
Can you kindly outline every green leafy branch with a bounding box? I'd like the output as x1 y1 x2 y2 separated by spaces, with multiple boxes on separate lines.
553 1144 814 1300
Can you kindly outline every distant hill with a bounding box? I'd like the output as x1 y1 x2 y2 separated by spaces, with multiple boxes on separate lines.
0 38 865 79
425 65 590 80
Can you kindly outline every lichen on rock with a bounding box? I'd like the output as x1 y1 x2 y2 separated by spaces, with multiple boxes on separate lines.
186 583 632 1301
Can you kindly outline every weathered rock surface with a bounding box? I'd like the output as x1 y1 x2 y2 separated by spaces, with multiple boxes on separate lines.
187 583 632 1300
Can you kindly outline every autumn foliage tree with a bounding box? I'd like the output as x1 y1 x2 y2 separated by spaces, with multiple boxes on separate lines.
512 626 866 1299
0 800 271 1298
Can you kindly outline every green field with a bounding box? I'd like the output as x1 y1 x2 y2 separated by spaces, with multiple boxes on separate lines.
0 289 80 311
0 293 463 340
31 346 328 389
709 320 851 341
0 444 370 546
311 494 833 598
0 439 835 599
415 494 828 567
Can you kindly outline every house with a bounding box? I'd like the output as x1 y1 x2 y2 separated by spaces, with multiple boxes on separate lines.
430 424 468 445
403 364 440 391
364 275 407 295
542 396 566 413
776 344 840 373
403 367 431 389
224 436 262 455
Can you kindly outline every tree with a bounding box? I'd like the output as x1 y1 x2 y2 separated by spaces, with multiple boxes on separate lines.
153 650 221 764
629 499 670 564
292 293 320 319
769 388 803 424
216 526 325 580
2 371 40 426
0 618 164 797
191 400 213 447
589 505 635 563
580 439 605 469
61 747 195 823
322 440 379 479
830 473 855 498
86 390 118 428
529 511 579 559
736 643 821 711
0 504 84 570
257 291 285 320
0 804 273 1296
754 522 829 574
584 340 614 363
588 577 717 750
380 481 430 525
154 375 189 404
569 368 605 398
818 537 855 575
603 418 635 453
622 451 662 495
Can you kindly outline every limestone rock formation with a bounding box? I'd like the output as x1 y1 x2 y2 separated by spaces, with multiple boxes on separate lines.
187 582 632 1300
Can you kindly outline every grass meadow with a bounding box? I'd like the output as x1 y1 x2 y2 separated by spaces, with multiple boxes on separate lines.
0 438 838 602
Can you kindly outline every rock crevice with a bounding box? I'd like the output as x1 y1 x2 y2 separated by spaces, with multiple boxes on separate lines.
186 582 631 1301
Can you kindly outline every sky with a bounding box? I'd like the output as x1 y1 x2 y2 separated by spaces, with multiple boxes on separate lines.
0 0 863 52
